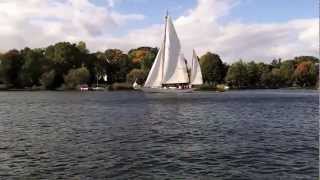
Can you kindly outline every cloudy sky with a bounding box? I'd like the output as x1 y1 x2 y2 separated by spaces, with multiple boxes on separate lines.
0 0 318 62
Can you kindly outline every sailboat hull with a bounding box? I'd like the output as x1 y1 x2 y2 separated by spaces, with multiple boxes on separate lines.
141 87 194 93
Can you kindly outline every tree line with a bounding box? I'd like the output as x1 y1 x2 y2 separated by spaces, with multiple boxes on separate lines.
200 52 319 89
0 41 318 90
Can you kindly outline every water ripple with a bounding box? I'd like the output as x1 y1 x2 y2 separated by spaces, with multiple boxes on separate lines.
0 90 318 179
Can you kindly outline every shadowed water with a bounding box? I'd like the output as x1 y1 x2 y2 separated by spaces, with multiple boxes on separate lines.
0 90 318 179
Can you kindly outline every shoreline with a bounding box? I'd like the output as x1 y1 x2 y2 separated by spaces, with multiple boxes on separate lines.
0 87 318 92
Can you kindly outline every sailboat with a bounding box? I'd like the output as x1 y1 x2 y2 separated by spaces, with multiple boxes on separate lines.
142 13 203 93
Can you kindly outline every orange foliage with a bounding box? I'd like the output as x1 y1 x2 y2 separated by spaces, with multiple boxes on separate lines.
294 61 312 76
130 50 149 64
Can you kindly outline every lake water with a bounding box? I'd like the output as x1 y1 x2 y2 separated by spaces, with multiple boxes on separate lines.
0 90 318 179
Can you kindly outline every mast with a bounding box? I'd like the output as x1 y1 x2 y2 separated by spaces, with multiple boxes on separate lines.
192 50 195 73
161 10 168 86
184 56 190 84
190 50 195 84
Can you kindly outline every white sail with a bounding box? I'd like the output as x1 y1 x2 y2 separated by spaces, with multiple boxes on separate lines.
103 75 108 81
190 50 203 85
144 45 164 88
164 53 189 84
162 16 189 84
133 80 138 87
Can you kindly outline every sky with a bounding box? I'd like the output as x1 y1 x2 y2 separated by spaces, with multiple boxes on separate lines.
0 0 318 63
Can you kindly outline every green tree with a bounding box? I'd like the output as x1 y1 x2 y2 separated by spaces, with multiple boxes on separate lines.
0 49 24 87
200 52 224 85
64 67 90 89
45 42 83 73
20 48 48 87
140 53 156 72
77 41 89 54
127 69 147 84
40 70 56 89
45 42 85 87
247 61 260 87
279 60 295 86
105 49 133 83
225 60 248 88
270 68 282 88
0 53 4 83
221 63 229 82
260 71 272 88
257 63 272 87
260 68 282 88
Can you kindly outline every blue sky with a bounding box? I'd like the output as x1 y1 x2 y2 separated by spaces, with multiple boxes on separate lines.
0 0 318 62
229 0 317 22
94 0 317 32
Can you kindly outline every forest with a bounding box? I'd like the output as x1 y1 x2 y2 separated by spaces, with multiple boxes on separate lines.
0 41 318 90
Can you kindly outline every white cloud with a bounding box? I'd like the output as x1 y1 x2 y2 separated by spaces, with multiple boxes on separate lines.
0 0 317 63
103 0 318 62
0 0 144 51
173 0 318 62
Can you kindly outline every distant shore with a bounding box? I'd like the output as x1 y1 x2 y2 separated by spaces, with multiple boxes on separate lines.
0 85 317 92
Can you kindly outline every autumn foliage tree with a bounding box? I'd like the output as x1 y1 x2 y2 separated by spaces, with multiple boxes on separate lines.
128 47 158 72
293 61 318 87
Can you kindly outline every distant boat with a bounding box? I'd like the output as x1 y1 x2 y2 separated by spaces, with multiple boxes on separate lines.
79 84 89 91
92 86 105 91
142 13 203 93
133 79 141 90
90 75 108 91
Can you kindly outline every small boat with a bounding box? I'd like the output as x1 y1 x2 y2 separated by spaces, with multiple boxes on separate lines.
79 84 89 91
142 12 203 93
92 74 106 91
133 79 141 90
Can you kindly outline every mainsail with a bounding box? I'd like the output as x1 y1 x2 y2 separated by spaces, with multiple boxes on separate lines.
190 50 203 85
162 17 189 84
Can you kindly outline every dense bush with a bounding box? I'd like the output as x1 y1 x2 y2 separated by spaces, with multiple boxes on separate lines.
64 67 90 89
223 58 319 89
126 69 147 84
108 83 133 91
40 70 56 89
197 84 217 91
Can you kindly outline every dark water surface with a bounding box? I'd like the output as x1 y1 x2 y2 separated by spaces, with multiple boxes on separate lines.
0 90 318 179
